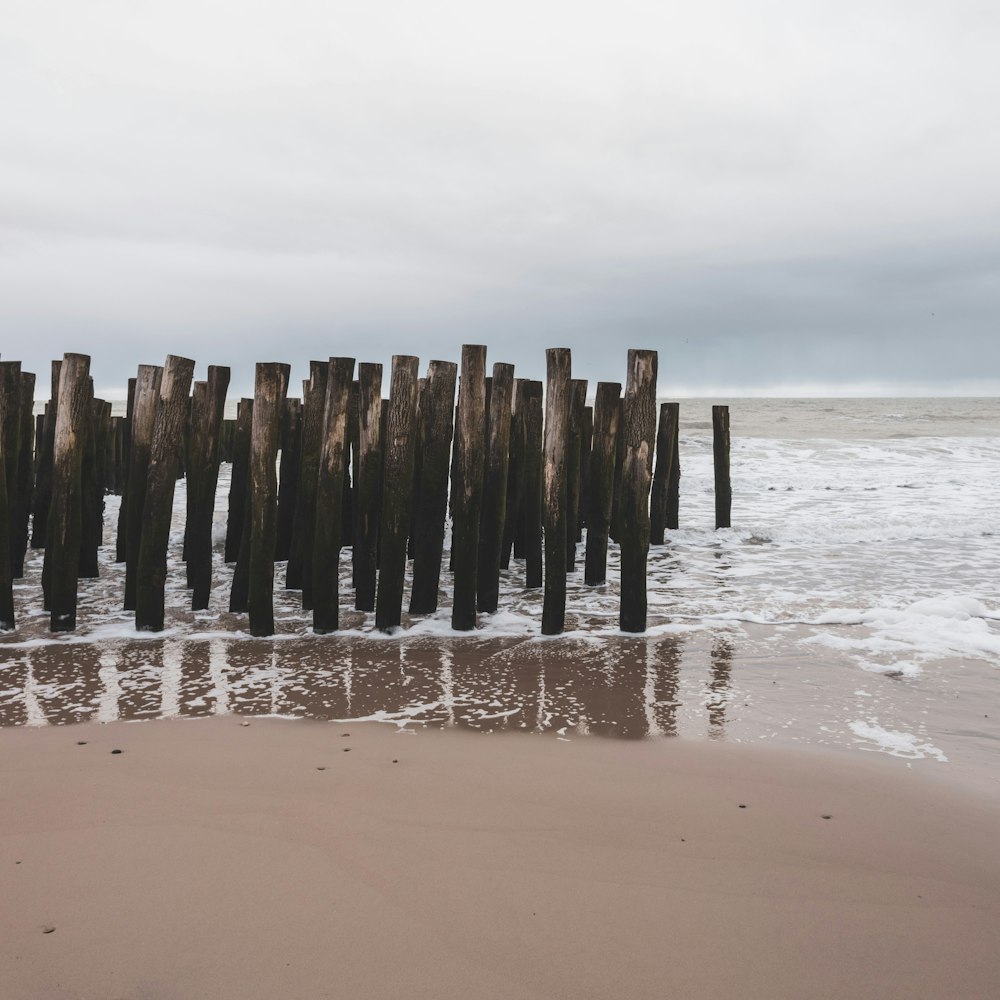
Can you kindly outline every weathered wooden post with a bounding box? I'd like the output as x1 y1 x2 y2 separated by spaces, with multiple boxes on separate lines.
565 378 587 571
713 404 731 529
501 379 528 569
78 387 102 579
542 348 571 634
609 401 625 544
0 362 21 630
408 360 457 615
521 380 544 589
275 397 302 562
619 349 658 633
247 363 291 637
123 365 163 610
286 361 327 597
224 398 253 565
666 404 680 530
30 361 60 550
352 362 383 612
450 346 487 631
477 362 514 614
579 403 593 542
375 355 420 632
342 380 359 549
114 376 136 561
43 353 91 631
311 357 354 634
584 381 621 586
650 402 677 545
186 365 231 609
12 371 35 577
135 356 195 632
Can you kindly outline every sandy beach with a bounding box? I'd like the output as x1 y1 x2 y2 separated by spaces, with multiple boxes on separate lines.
3 715 999 1000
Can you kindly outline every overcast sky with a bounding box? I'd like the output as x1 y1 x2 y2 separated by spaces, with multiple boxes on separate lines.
3 0 999 397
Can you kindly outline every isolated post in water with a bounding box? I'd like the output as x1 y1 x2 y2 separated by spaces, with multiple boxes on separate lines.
408 360 457 615
135 355 195 632
565 378 587 571
542 348 571 634
0 363 22 630
584 381 621 586
114 376 136 561
650 402 677 545
477 362 514 614
352 362 383 612
43 353 91 632
521 381 544 589
275 398 302 562
619 349 658 633
312 357 354 634
30 360 61 550
286 362 328 597
451 345 487 630
224 399 253 565
247 363 290 637
13 370 36 577
713 404 732 529
375 355 420 632
186 365 231 610
666 404 680 530
123 365 163 610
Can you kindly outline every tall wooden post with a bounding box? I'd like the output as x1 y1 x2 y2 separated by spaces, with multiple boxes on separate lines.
375 355 420 632
408 360 457 615
12 371 35 577
78 385 101 579
565 378 587 571
650 402 677 545
135 356 195 632
619 349 658 633
501 379 528 569
352 362 383 612
224 399 253 564
43 353 91 631
312 357 354 634
584 381 621 586
0 363 21 630
247 363 290 636
30 361 60 550
521 380 544 589
666 404 680 530
275 398 302 562
542 348 571 634
450 346 487 631
579 403 593 543
713 404 732 529
114 376 136 561
476 362 514 614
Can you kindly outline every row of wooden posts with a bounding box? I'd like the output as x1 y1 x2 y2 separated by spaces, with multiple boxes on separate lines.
0 349 733 638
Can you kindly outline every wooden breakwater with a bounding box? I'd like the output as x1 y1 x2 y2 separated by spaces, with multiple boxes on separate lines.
0 348 733 637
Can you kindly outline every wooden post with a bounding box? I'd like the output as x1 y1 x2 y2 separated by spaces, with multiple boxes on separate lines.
542 348 571 634
78 386 101 579
609 400 625 544
123 365 163 610
579 403 593 543
666 404 680 530
407 378 424 561
619 349 658 633
186 365 231 609
114 376 136 560
42 353 91 631
343 380 358 550
584 382 621 586
224 398 253 565
352 362 383 612
0 362 21 630
476 362 514 614
311 357 354 634
500 379 528 569
408 360 457 615
650 402 677 545
135 355 195 632
375 355 420 632
450 346 487 631
565 378 587 571
521 380 543 589
12 371 36 577
713 404 732 529
247 363 291 636
286 361 327 598
30 360 60 550
275 397 302 562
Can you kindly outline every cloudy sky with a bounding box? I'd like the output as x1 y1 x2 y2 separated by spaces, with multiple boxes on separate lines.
3 0 998 397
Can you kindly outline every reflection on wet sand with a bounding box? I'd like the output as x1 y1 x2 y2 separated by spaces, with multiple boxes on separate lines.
0 633 741 739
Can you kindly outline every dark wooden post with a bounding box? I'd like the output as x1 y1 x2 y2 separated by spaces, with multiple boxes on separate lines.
187 365 231 609
78 386 101 579
114 376 136 561
579 403 593 542
407 378 424 561
476 362 514 614
565 378 587 571
286 361 327 598
30 360 60 550
123 365 163 610
521 380 543 589
0 362 21 630
275 398 302 562
584 381 621 586
352 362 383 612
343 380 358 550
247 363 291 636
450 346 487 631
650 402 677 545
135 355 195 632
542 348 571 634
609 400 625 544
224 398 253 565
666 404 680 530
43 353 91 631
312 357 354 634
619 349 658 634
408 360 457 615
375 355 420 632
12 371 35 578
501 379 528 569
713 404 732 529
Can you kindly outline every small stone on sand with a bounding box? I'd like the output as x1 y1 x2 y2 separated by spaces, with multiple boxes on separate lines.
111 749 123 755
42 926 55 934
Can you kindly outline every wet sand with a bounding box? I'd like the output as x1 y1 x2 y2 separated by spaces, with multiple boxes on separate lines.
2 717 999 1000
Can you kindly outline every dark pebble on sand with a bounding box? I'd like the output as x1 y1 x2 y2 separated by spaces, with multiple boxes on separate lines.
822 814 832 819
341 733 350 737
739 804 747 809
76 741 87 746
343 748 351 752
42 926 55 934
392 759 398 764
317 766 326 771
111 749 123 755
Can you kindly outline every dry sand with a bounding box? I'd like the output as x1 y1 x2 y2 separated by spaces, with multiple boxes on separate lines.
2 717 999 1000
